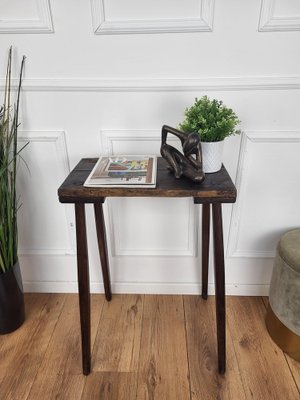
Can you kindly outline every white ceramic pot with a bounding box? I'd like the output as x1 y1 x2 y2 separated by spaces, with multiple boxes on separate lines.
201 140 224 173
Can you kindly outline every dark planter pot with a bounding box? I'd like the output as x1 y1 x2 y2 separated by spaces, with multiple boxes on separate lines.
0 260 25 334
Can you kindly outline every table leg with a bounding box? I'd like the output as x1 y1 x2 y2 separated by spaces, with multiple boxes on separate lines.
212 203 226 374
94 202 112 301
202 203 210 300
75 203 91 375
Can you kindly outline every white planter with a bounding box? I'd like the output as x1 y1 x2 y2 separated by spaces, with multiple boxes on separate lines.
201 140 224 173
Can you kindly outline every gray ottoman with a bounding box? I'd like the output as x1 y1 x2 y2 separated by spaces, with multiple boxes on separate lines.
266 229 300 361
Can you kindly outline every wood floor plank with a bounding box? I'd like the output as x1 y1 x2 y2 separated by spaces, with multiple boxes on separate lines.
262 297 269 309
262 296 300 394
31 373 85 400
227 296 299 400
0 293 66 400
285 355 300 395
27 294 104 400
136 295 190 400
93 294 143 373
184 295 246 400
81 372 137 400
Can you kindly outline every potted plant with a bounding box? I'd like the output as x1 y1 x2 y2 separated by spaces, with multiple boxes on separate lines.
0 48 27 334
179 96 241 173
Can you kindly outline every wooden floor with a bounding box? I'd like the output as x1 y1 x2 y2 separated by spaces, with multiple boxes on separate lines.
0 294 299 400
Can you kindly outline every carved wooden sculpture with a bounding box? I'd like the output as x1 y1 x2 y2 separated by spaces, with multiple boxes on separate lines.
160 125 205 183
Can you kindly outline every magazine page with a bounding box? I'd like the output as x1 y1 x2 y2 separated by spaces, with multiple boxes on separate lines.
84 155 157 188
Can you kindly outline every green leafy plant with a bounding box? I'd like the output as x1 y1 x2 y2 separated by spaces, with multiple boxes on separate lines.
0 48 27 274
179 96 241 142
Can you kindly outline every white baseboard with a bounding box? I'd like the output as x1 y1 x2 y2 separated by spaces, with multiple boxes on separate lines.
23 281 270 296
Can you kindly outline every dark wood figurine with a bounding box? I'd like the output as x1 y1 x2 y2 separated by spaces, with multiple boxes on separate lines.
160 125 205 183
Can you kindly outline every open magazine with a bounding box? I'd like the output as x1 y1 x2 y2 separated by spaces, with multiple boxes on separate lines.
84 155 157 188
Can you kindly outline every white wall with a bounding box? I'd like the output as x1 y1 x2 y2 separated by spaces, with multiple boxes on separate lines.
1 0 300 295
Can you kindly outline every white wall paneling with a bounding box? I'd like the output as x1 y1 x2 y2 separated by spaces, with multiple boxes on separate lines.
100 129 183 154
100 129 198 256
1 0 300 295
0 0 53 33
91 0 214 34
17 131 74 255
227 131 300 258
107 198 197 256
259 0 300 31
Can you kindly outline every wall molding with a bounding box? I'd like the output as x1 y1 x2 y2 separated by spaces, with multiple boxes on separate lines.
101 129 198 256
91 0 214 34
227 130 300 258
18 131 74 255
1 76 300 92
0 0 53 34
259 0 300 32
101 129 181 154
107 198 197 257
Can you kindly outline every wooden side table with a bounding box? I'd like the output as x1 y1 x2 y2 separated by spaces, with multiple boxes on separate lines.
58 157 237 375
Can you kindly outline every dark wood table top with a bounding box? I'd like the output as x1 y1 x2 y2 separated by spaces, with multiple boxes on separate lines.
58 157 237 204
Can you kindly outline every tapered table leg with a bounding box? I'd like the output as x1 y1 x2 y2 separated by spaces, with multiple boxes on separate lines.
202 203 210 300
94 202 112 301
212 203 226 374
75 203 91 375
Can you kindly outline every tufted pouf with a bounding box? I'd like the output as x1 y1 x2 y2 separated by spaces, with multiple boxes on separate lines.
266 229 300 361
